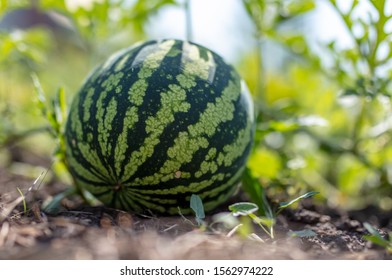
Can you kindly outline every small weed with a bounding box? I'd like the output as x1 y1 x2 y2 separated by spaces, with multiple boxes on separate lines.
0 171 46 223
239 168 319 239
189 183 319 241
288 229 317 238
16 187 27 215
363 223 392 254
229 202 274 239
190 194 205 226
32 74 100 212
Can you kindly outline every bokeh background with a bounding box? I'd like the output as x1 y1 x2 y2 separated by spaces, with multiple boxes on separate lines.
1 0 392 213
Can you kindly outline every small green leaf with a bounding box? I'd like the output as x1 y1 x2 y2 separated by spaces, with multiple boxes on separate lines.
55 87 67 126
288 229 317 238
364 222 383 238
279 191 319 209
363 222 390 248
241 168 273 218
190 194 205 224
16 187 27 215
32 73 47 115
229 202 259 216
363 235 390 248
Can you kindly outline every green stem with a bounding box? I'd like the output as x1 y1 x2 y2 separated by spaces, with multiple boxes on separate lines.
249 213 274 239
352 97 366 149
185 0 193 41
255 37 266 102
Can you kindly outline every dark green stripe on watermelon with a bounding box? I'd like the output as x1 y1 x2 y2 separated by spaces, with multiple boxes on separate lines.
65 39 255 215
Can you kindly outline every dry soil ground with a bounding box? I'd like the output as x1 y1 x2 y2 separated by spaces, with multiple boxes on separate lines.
0 148 391 260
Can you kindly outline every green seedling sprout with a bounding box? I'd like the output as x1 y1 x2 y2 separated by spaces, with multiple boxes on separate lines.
32 74 101 212
16 187 27 215
277 191 319 215
190 194 205 226
228 202 274 238
0 171 46 222
363 223 392 254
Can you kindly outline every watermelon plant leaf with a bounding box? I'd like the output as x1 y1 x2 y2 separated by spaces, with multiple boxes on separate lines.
363 222 391 249
229 202 259 216
288 229 317 238
54 87 67 128
241 168 273 218
32 73 48 117
278 191 319 209
228 201 274 238
32 74 59 137
16 187 27 215
363 235 390 248
190 194 205 225
250 215 274 229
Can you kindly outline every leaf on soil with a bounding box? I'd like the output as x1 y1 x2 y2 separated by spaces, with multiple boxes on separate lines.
288 229 317 238
229 202 259 216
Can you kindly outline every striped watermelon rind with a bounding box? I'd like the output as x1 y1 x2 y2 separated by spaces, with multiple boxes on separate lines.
65 39 255 215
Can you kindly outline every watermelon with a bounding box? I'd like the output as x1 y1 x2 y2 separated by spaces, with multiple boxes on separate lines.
65 39 255 215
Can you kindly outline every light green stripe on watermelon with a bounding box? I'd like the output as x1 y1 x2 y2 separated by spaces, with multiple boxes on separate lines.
180 42 216 83
68 91 114 182
67 150 108 183
119 42 218 181
94 71 125 165
82 88 95 123
115 53 131 72
97 96 117 160
202 167 243 199
113 40 176 176
195 117 253 178
188 77 238 137
167 166 245 214
69 90 82 139
120 191 167 213
130 173 226 195
101 72 124 92
121 83 191 180
114 106 138 175
76 141 116 181
133 73 240 185
220 119 252 167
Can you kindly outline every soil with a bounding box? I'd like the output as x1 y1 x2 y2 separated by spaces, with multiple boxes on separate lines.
0 148 391 260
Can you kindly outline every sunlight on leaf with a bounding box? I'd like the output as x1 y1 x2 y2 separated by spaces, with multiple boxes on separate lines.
229 202 259 216
296 115 329 127
279 191 319 209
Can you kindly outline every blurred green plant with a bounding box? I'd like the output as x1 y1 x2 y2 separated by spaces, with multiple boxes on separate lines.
32 74 100 212
227 189 318 239
240 0 392 211
363 222 392 254
190 194 206 226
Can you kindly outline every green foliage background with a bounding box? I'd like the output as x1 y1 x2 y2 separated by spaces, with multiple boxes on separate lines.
1 0 392 212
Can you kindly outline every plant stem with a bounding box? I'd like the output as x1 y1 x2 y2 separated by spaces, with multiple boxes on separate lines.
255 36 266 102
249 213 274 238
185 0 193 41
